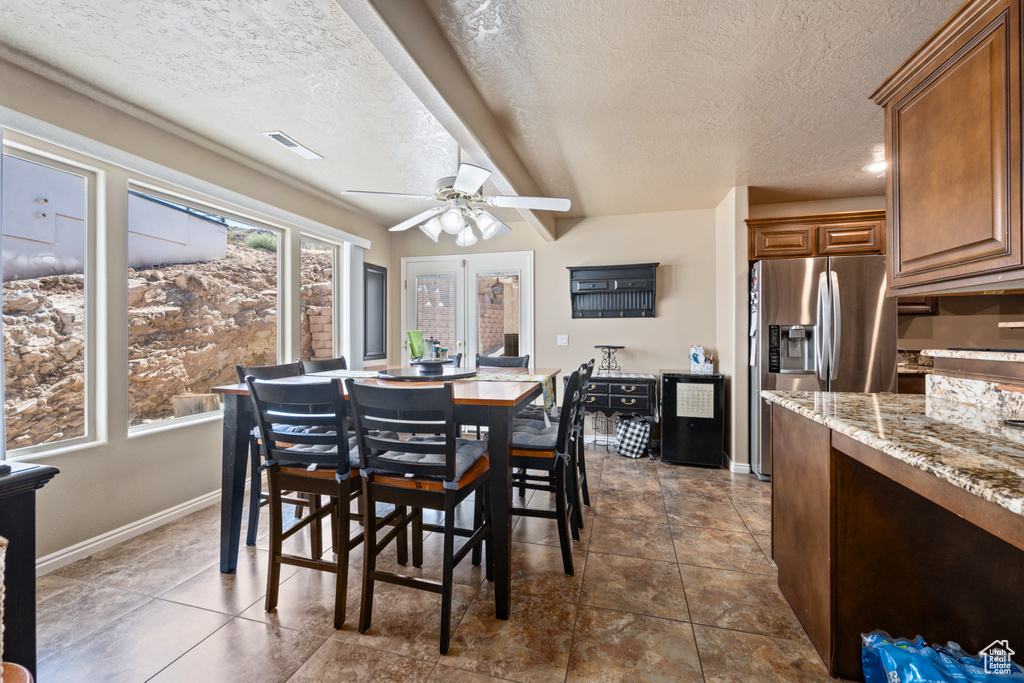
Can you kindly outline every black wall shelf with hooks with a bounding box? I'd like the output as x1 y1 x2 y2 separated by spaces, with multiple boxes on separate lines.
567 263 659 319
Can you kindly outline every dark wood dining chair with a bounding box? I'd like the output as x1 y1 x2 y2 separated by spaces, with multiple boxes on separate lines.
476 354 530 368
508 370 583 575
299 356 347 374
345 379 492 655
236 361 308 546
246 376 406 629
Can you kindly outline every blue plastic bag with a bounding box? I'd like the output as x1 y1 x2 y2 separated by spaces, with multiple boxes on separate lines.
863 631 1024 682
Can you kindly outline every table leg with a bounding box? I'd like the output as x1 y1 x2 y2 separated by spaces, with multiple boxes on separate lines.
220 394 251 573
487 403 513 620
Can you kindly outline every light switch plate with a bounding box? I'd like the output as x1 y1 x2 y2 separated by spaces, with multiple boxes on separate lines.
557 335 569 346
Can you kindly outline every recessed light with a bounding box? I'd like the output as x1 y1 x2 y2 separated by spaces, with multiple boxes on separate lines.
261 131 323 160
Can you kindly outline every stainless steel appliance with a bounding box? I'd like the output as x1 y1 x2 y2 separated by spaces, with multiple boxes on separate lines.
749 255 896 480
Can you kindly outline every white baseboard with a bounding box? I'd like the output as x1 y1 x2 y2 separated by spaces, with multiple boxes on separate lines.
36 488 222 575
725 454 751 474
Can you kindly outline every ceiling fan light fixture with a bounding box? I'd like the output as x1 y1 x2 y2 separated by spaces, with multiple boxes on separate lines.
455 225 478 247
440 208 466 234
419 216 443 242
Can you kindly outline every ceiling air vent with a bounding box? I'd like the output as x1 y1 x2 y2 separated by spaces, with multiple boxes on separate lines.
261 130 323 160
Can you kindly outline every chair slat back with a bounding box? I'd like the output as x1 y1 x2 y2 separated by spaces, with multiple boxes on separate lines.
476 354 530 368
553 370 583 455
246 377 351 472
345 380 458 482
236 361 303 383
574 359 596 430
299 356 348 374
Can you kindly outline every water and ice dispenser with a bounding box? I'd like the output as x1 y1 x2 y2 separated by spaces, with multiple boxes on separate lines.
767 324 816 373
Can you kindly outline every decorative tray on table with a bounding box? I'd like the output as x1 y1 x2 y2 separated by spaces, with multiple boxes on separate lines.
377 365 477 381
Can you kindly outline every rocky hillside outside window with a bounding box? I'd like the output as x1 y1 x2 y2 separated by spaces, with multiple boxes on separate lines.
2 152 89 452
300 238 337 362
127 191 279 427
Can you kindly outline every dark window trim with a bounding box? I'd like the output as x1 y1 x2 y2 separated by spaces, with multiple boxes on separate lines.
363 263 387 360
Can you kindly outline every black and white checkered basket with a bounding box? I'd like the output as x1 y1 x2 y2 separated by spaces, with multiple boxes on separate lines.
615 414 650 459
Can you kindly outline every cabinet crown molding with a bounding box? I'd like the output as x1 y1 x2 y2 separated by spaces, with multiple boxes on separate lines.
745 210 885 229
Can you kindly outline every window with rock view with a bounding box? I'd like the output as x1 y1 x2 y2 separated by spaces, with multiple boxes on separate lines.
300 238 336 363
477 273 520 357
127 191 279 426
2 152 88 451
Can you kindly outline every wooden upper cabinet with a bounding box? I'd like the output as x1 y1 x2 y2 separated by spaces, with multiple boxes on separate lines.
747 211 885 260
872 0 1024 294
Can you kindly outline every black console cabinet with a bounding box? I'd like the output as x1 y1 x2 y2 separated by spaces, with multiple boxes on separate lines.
0 462 59 678
567 263 658 318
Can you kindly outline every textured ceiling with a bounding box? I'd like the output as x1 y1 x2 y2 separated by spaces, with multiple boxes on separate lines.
0 0 965 227
425 0 964 216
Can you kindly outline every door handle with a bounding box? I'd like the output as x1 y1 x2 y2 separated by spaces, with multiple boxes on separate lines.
815 272 829 382
829 270 841 381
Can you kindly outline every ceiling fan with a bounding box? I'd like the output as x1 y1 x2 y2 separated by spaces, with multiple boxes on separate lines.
342 163 570 246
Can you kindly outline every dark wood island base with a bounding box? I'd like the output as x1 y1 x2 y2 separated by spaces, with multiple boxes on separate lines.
772 404 1024 681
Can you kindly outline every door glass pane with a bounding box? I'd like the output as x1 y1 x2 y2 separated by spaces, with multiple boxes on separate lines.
476 273 519 357
300 239 335 362
2 153 87 450
415 274 454 351
127 191 279 427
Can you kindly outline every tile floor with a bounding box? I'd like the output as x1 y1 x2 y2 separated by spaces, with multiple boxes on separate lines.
37 451 846 682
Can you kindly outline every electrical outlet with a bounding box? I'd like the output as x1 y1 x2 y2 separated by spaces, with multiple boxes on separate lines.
557 335 569 346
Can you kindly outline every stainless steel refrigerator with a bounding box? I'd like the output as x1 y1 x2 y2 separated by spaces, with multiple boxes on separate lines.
748 255 896 480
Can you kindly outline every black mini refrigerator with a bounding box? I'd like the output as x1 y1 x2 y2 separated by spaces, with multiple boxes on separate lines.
659 371 725 466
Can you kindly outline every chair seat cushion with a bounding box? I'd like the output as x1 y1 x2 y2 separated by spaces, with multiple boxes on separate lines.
511 423 558 450
378 437 487 480
280 431 397 470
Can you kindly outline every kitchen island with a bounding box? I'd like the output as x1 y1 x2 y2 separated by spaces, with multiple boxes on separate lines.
762 389 1024 680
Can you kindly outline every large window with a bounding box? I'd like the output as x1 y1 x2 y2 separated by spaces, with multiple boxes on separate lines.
300 237 337 362
127 190 279 427
2 151 89 451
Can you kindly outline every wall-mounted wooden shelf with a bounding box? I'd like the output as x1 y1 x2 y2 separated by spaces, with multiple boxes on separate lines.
567 263 658 319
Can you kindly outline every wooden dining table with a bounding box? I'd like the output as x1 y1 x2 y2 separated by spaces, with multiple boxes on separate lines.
211 364 559 621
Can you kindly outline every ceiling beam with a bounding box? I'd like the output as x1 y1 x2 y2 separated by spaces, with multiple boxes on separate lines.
336 0 557 241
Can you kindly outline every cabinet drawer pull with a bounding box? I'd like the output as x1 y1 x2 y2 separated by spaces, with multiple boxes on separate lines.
586 384 599 391
621 398 636 406
587 397 597 403
620 385 637 392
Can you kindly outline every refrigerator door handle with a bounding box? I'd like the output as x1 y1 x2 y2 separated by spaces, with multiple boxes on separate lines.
830 270 841 381
815 272 829 381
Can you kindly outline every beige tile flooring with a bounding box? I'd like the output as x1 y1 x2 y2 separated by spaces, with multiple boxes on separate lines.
37 451 844 682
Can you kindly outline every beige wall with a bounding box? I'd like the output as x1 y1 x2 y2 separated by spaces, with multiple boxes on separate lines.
899 295 1024 350
748 196 884 219
0 57 391 560
391 209 719 377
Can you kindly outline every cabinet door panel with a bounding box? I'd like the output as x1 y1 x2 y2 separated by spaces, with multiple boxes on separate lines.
750 225 815 259
888 3 1022 288
819 221 883 255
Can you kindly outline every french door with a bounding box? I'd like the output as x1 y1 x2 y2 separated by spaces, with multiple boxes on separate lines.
402 252 533 366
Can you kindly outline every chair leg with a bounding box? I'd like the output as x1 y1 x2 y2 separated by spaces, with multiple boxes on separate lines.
396 505 409 566
554 459 574 576
440 494 456 655
334 480 352 629
246 443 262 546
484 486 494 583
265 466 283 612
566 450 583 539
309 494 324 559
412 507 424 568
517 467 527 499
577 436 591 506
471 491 483 566
359 481 376 634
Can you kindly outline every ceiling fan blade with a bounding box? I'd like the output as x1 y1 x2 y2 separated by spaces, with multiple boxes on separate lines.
482 195 571 212
388 206 446 232
452 163 491 195
342 190 435 201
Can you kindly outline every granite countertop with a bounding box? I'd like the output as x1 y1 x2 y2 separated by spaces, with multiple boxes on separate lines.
897 363 932 375
897 350 933 374
923 348 1024 362
761 390 1024 517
